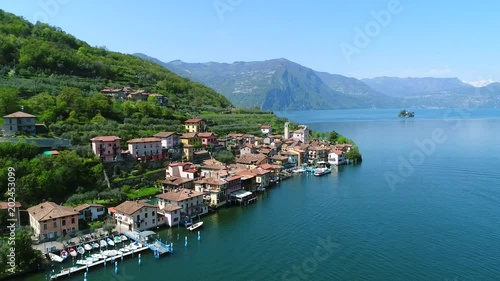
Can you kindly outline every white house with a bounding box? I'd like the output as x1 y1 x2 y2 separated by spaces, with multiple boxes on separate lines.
328 150 346 165
157 204 182 227
153 132 181 150
260 125 272 136
74 203 106 222
114 201 158 232
127 137 164 161
156 189 208 220
292 125 309 143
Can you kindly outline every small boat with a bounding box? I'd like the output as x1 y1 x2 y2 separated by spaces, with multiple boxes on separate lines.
102 250 118 257
292 168 306 173
314 167 332 176
76 259 93 265
77 246 85 255
127 242 142 250
48 253 64 262
84 244 92 251
69 248 77 257
86 256 99 262
114 236 122 243
91 253 105 260
187 221 203 231
118 247 130 253
106 237 115 246
92 242 100 249
100 240 107 248
60 249 68 260
120 235 128 241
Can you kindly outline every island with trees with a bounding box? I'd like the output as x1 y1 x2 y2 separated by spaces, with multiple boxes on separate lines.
398 109 415 118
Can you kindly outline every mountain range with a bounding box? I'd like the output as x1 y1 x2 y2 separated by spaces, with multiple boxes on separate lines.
135 53 500 110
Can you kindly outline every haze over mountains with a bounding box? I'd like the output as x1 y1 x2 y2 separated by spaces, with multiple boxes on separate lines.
135 53 500 110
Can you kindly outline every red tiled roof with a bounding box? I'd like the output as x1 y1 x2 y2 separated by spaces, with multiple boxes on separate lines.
226 175 243 181
156 188 205 202
153 132 178 138
181 133 198 139
91 136 121 142
4 111 36 118
261 125 271 129
115 201 156 215
185 118 203 123
127 137 161 143
27 202 78 221
198 132 216 138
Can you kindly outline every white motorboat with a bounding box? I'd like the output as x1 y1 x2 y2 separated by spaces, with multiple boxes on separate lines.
100 240 107 248
48 253 64 262
92 242 100 249
187 221 203 231
120 235 128 241
91 253 105 260
106 237 115 246
84 244 92 251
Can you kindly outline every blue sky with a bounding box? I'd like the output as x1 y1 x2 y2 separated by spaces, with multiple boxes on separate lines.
2 0 499 84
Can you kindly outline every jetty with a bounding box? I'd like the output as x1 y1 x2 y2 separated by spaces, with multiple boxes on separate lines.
50 245 149 279
50 230 172 279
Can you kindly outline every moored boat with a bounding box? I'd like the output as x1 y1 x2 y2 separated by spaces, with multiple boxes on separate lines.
92 242 100 249
69 248 77 257
187 221 204 231
100 239 107 248
120 235 128 241
48 253 64 262
84 244 92 251
114 236 122 243
60 249 68 260
77 246 85 255
106 237 115 246
313 167 332 176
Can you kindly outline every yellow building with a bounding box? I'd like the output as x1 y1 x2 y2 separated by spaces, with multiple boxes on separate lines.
184 118 205 133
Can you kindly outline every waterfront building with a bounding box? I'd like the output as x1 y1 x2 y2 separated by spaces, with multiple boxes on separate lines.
27 202 79 241
74 203 106 222
156 188 208 219
157 204 182 227
153 132 181 150
114 200 158 232
328 150 346 165
194 177 228 208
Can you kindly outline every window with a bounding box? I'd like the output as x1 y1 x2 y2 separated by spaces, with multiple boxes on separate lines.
145 212 148 218
174 210 177 214
71 217 75 224
152 219 155 224
137 215 140 221
53 220 57 227
43 223 47 230
152 211 155 216
62 219 66 226
173 218 178 222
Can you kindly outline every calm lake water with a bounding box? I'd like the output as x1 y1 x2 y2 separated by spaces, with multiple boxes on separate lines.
28 108 500 281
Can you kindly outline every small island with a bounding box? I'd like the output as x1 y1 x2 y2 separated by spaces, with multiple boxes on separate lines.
398 109 414 118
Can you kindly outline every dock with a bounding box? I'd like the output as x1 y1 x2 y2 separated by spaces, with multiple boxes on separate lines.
50 246 149 279
122 230 173 256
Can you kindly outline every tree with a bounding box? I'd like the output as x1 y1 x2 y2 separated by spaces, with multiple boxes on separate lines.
0 227 44 274
214 150 235 164
345 146 362 163
328 130 339 143
0 87 20 115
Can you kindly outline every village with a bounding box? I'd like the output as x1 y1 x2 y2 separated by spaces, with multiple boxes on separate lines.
1 87 354 245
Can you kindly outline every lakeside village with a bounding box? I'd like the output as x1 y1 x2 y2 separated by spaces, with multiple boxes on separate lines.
1 98 356 278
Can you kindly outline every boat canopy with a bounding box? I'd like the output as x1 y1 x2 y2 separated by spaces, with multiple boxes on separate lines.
139 230 156 238
230 190 253 198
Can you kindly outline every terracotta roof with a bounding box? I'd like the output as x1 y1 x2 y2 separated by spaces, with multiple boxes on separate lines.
198 177 227 185
181 133 198 139
114 201 156 216
197 132 216 138
271 155 288 160
127 137 161 143
74 203 105 212
160 204 182 212
168 162 193 167
91 136 121 142
153 132 178 138
162 177 194 186
0 202 21 210
27 202 78 222
156 188 205 202
226 175 243 181
260 163 281 170
261 125 271 129
3 111 36 118
237 153 267 165
250 168 271 175
185 118 203 123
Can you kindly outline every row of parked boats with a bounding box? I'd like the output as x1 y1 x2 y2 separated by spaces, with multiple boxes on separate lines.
47 235 129 263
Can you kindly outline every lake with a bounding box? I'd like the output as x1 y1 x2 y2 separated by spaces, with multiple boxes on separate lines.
29 108 500 281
